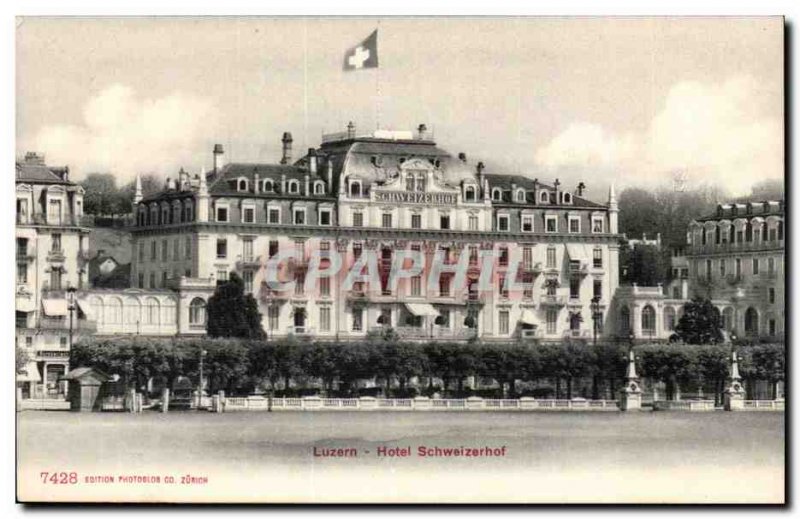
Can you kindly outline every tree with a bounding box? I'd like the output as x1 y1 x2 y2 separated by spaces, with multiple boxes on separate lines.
747 343 785 399
621 243 668 285
206 273 265 339
637 344 697 400
478 342 530 397
80 173 119 216
674 297 723 344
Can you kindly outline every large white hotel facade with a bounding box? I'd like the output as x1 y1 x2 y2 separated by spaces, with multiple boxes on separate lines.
122 124 621 342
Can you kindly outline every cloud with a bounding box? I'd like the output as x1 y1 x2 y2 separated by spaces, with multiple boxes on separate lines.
19 84 216 185
534 76 783 196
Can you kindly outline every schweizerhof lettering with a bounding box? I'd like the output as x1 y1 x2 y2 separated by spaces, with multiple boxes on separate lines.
374 191 458 205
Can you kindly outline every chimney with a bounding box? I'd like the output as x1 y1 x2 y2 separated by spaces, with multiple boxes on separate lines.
346 121 356 139
281 132 293 165
326 160 334 192
134 174 143 204
213 144 225 173
476 162 485 196
254 171 260 194
97 249 106 257
24 152 45 165
304 173 310 196
166 177 176 190
417 124 428 140
308 148 318 174
458 152 467 163
533 178 539 204
281 173 287 193
62 166 70 182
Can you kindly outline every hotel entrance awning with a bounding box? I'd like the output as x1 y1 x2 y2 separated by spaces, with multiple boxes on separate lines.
16 297 35 313
42 299 68 317
16 361 41 382
76 299 94 320
565 244 590 261
405 303 440 317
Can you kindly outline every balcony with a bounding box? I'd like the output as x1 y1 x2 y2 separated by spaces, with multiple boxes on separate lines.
347 289 368 301
540 295 566 307
286 256 309 272
46 249 66 262
520 328 543 340
566 297 583 309
522 262 543 275
16 247 36 262
37 317 97 334
236 254 262 270
77 250 93 263
287 325 315 336
390 326 478 341
29 213 85 227
568 263 589 277
725 274 743 286
563 329 590 339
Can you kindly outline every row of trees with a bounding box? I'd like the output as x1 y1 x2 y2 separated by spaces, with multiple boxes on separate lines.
70 337 784 402
79 173 162 217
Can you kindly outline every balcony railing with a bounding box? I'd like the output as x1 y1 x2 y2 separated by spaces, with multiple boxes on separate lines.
520 329 543 340
37 317 97 333
24 213 86 227
569 263 589 276
287 325 315 336
563 329 590 339
540 295 566 306
236 254 262 269
689 240 784 254
46 249 66 262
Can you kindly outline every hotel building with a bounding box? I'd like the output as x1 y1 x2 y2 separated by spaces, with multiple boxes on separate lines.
119 123 621 342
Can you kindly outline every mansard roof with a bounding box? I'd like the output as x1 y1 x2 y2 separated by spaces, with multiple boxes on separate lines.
16 162 73 185
486 173 605 208
696 199 785 222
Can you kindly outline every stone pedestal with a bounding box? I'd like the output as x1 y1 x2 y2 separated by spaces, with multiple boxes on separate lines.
161 388 170 413
724 350 745 411
618 349 642 411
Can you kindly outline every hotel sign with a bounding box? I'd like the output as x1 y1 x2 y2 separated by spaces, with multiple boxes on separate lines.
374 191 458 205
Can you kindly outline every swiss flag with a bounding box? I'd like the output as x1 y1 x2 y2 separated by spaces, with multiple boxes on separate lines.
343 30 378 71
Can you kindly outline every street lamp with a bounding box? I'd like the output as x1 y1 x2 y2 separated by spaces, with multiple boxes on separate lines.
590 296 601 346
66 287 77 398
198 348 208 407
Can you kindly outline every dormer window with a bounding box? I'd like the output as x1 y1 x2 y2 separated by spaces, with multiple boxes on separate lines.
237 178 248 192
263 180 274 193
314 182 325 195
492 188 502 201
516 189 526 203
288 180 299 194
465 185 476 202
539 191 549 203
350 180 362 197
563 192 572 204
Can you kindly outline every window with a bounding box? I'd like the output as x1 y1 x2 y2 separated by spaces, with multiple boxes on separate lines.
411 213 422 229
440 214 451 230
314 183 325 195
269 240 279 258
350 181 361 197
243 206 255 223
185 237 192 259
411 276 421 296
319 209 332 226
593 279 602 299
706 259 712 281
545 215 557 233
268 208 280 224
149 272 156 288
516 190 526 203
546 247 556 268
320 307 331 332
465 186 476 202
216 270 228 283
353 212 363 227
138 273 144 288
568 216 580 233
216 206 228 222
268 306 279 331
294 272 305 295
499 310 510 335
353 243 362 260
522 247 532 269
17 262 27 284
590 216 603 233
320 277 331 297
48 199 62 223
570 277 580 299
735 258 742 277
753 258 760 275
406 175 415 192
50 233 62 253
238 179 248 191
263 180 274 193
189 298 207 326
498 275 508 299
468 215 478 231
161 240 168 262
439 274 451 297
216 239 227 259
641 306 656 336
382 213 393 228
139 241 145 262
242 237 254 262
499 246 509 267
593 248 603 268
521 215 533 232
768 257 775 275
288 181 299 194
497 215 509 232
768 287 775 304
293 208 306 225
546 308 558 334
522 273 534 299
719 259 726 278
492 188 502 201
352 308 363 332
665 307 677 331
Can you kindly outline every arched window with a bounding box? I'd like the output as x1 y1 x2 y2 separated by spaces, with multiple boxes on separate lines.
124 297 140 325
492 188 502 201
465 186 476 202
163 298 176 326
641 305 656 336
664 307 677 331
516 189 526 203
263 180 274 193
288 180 299 194
184 200 193 222
415 173 426 192
563 192 572 204
744 307 759 335
107 297 123 325
89 296 104 325
350 180 361 197
314 182 325 195
238 178 248 192
618 306 631 334
722 307 735 332
189 298 207 326
540 191 549 203
143 297 160 325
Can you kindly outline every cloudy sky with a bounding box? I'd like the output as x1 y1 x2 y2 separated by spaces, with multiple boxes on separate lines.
17 17 783 197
